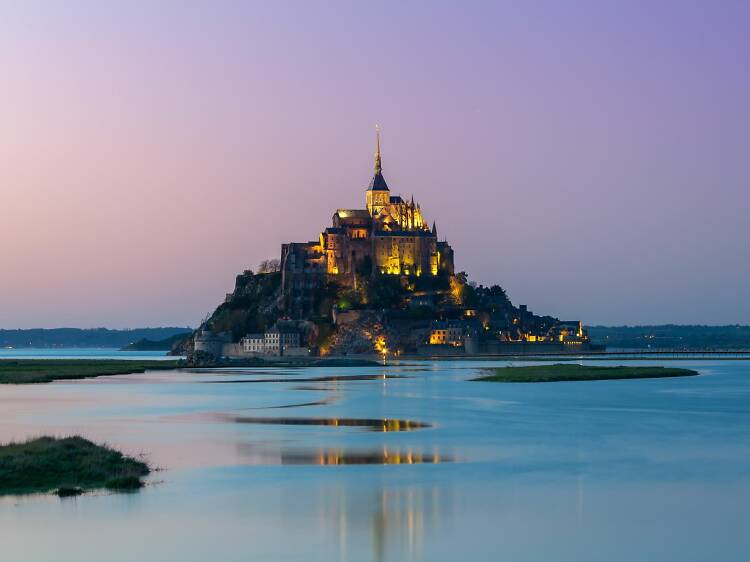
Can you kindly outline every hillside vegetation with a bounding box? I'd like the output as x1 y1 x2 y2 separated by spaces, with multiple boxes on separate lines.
206 270 283 341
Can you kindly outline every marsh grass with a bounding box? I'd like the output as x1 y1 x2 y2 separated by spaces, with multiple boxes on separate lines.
473 363 699 383
0 436 150 496
0 359 178 384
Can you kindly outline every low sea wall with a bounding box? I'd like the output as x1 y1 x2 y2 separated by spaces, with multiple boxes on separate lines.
417 341 601 357
221 343 310 359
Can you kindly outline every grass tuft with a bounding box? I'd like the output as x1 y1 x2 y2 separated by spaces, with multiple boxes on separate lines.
0 436 150 496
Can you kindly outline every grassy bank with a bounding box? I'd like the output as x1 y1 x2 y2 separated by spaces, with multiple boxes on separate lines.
0 436 150 496
473 363 699 383
0 359 178 384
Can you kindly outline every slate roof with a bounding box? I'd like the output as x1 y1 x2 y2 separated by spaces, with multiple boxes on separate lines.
367 171 389 191
267 323 299 335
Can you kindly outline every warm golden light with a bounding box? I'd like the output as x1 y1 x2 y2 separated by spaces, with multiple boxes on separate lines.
449 276 463 305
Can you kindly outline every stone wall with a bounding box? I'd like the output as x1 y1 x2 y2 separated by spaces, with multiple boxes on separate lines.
416 344 465 356
221 342 309 359
221 343 247 358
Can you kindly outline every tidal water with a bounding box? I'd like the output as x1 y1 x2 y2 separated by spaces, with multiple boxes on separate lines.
2 358 750 562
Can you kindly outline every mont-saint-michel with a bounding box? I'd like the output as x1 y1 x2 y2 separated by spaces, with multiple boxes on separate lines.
188 131 597 364
4 4 749 561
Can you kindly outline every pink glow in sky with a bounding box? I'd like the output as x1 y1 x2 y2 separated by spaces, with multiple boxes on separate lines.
1 1 748 328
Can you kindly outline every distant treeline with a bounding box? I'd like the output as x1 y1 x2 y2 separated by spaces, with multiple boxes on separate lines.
4 325 749 351
588 325 750 350
0 328 192 349
121 333 191 351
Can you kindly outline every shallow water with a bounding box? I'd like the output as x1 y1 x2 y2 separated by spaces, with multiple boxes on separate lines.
2 358 750 561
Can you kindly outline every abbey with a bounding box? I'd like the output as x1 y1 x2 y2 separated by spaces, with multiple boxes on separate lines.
281 130 454 314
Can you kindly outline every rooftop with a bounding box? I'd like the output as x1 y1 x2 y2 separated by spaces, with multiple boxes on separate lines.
335 209 371 219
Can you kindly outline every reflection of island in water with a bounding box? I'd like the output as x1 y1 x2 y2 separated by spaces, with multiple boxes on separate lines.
222 414 431 432
236 439 452 560
236 443 453 466
312 485 448 562
372 487 440 562
282 447 451 465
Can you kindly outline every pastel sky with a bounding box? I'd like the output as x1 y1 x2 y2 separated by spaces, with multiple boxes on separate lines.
1 1 748 329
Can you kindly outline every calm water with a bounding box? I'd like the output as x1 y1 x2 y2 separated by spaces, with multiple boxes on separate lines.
2 358 750 561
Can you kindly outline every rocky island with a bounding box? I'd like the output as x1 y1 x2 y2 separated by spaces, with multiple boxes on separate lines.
180 131 602 365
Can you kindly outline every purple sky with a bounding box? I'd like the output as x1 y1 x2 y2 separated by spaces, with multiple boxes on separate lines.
1 1 748 329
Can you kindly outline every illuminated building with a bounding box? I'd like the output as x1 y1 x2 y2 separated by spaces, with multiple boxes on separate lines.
428 321 465 346
281 128 454 314
546 320 588 344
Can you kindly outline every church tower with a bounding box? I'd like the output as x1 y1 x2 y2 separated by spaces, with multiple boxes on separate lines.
366 125 390 215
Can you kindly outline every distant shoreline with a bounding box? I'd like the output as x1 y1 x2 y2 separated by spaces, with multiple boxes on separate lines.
0 327 191 350
4 325 750 351
396 351 750 361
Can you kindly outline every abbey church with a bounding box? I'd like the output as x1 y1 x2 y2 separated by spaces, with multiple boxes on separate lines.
281 130 455 314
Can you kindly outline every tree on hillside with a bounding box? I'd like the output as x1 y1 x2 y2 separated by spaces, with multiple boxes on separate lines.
367 275 404 309
258 259 281 273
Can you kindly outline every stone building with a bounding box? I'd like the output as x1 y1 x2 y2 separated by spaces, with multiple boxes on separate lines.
281 130 455 315
264 323 301 353
428 321 465 346
239 322 303 356
193 329 232 358
241 333 265 353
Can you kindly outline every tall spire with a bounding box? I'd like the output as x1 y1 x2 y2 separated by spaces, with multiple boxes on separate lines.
374 123 382 174
367 124 389 191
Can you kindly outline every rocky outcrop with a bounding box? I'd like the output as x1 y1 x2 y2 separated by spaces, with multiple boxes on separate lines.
181 349 218 367
325 311 429 355
205 271 283 342
327 311 384 355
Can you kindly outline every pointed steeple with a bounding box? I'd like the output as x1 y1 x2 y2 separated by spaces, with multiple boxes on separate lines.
432 221 437 237
367 124 389 191
374 124 382 175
